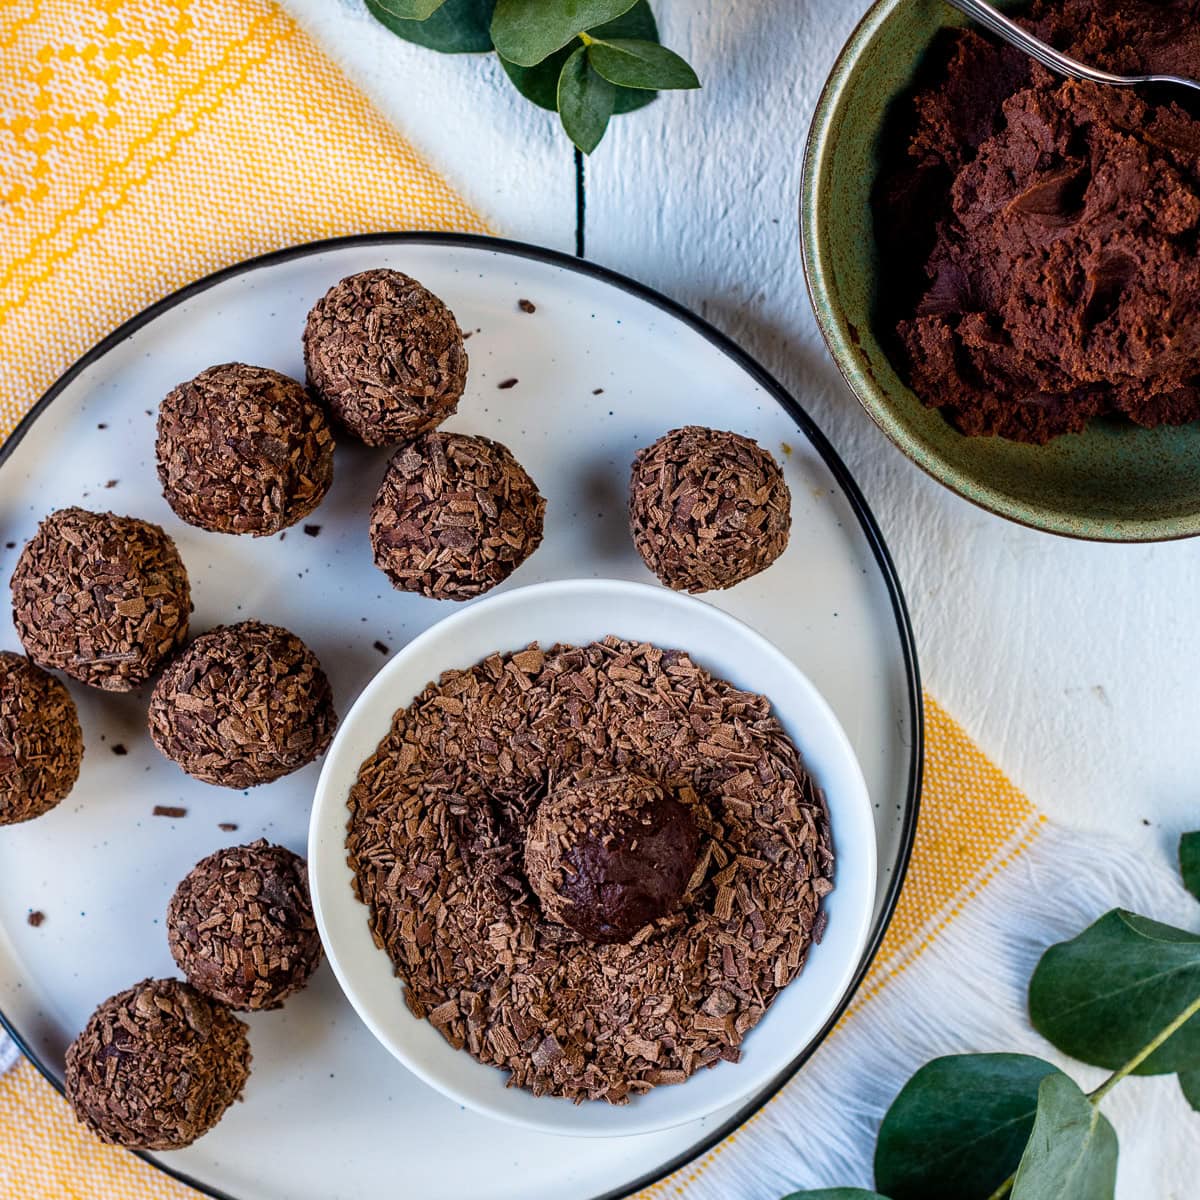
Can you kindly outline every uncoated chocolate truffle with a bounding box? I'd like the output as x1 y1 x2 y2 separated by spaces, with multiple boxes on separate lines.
11 508 191 691
148 621 336 788
524 773 700 945
370 432 545 601
302 269 468 446
0 651 83 825
64 977 250 1151
167 840 321 1010
156 363 334 536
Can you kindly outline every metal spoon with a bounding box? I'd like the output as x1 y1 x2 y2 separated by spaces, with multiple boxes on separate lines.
945 0 1200 97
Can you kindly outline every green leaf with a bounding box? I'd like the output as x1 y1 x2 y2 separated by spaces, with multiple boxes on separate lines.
1010 1075 1117 1200
1180 1069 1200 1111
497 3 657 113
782 1192 893 1199
557 44 615 153
491 0 637 66
371 0 448 19
587 38 699 90
367 0 495 53
1182 832 1200 901
874 1054 1064 1200
1029 909 1200 1075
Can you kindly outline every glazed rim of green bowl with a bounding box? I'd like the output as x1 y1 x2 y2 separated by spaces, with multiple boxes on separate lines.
801 0 1200 543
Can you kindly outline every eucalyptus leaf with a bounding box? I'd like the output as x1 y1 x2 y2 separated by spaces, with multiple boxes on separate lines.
782 1191 893 1199
874 1054 1063 1200
1010 1074 1117 1200
1180 1069 1200 1112
488 1 660 118
367 0 495 53
491 0 638 66
1182 832 1200 902
1029 909 1200 1074
557 44 615 154
587 38 699 90
371 0 448 19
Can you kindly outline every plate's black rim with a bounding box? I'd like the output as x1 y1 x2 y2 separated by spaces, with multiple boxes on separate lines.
0 231 922 1200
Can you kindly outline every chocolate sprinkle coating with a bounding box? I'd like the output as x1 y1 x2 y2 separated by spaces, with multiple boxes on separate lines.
167 839 322 1010
148 620 337 788
347 638 833 1103
11 508 191 691
0 651 83 825
303 269 468 447
64 977 250 1150
370 432 546 601
525 774 700 944
629 426 792 593
156 363 334 537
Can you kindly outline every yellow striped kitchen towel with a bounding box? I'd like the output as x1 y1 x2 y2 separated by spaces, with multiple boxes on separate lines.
0 3 1190 1199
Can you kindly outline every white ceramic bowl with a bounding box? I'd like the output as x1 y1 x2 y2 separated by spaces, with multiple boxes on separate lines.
309 578 877 1137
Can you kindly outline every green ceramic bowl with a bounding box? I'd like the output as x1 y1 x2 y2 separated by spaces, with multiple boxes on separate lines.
801 0 1200 542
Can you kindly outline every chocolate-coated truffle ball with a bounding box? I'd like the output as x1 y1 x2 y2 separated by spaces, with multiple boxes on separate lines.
148 620 336 788
167 840 322 1010
156 363 334 537
370 432 545 601
303 269 468 446
524 774 700 944
11 508 191 691
0 651 83 825
64 977 250 1150
630 426 792 593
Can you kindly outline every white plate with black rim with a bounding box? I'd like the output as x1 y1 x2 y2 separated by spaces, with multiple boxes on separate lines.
0 233 921 1200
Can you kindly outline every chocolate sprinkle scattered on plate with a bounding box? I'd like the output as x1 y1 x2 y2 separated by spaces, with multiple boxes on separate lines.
153 805 187 819
370 432 545 601
27 910 44 927
148 620 336 788
65 978 250 1150
347 637 833 1103
11 507 191 691
373 640 389 655
518 299 536 314
497 378 518 390
218 822 238 832
303 269 467 447
0 651 83 826
167 840 322 1011
630 426 792 593
111 743 128 756
156 363 334 537
303 524 321 538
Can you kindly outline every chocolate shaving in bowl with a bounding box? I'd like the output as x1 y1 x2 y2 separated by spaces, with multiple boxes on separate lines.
11 507 191 691
302 269 468 447
167 839 322 1011
155 363 334 537
347 637 833 1104
0 651 83 825
369 432 545 601
148 620 336 788
630 427 792 594
64 977 250 1150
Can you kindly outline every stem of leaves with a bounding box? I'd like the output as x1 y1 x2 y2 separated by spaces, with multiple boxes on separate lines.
983 993 1200 1200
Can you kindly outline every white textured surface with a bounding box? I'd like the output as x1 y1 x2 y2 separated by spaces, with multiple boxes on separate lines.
281 0 1200 866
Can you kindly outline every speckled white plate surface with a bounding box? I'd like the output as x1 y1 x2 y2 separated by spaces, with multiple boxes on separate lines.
0 234 920 1200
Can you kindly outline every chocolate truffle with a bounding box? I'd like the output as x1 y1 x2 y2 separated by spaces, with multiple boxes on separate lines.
370 432 545 601
0 651 83 825
64 977 250 1151
168 840 321 1010
524 773 700 944
303 269 468 446
630 426 791 593
156 363 334 536
11 508 191 691
148 621 336 788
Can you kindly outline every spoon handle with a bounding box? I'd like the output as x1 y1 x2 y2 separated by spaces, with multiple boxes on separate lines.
943 0 1133 86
